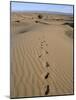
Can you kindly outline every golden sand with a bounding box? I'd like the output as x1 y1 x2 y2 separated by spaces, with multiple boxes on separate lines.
10 12 73 98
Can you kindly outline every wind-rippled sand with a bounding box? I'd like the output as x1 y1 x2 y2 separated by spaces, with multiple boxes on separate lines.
10 12 74 98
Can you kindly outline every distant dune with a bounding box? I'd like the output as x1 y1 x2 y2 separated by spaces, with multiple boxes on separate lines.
10 12 74 98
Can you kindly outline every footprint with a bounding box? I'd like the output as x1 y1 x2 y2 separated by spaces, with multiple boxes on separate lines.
41 40 45 44
35 20 38 23
41 44 43 46
41 42 43 44
15 20 20 23
46 62 50 67
45 72 49 79
39 54 42 58
45 85 50 95
45 51 48 54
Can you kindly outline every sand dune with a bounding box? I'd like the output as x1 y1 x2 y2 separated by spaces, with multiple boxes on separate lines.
10 12 74 98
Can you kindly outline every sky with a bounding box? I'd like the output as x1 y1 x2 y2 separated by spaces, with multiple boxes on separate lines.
11 2 73 14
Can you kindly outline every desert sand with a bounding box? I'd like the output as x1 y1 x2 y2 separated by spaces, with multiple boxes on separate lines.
10 12 74 98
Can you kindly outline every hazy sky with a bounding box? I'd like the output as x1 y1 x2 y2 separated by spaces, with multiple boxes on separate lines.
11 2 73 14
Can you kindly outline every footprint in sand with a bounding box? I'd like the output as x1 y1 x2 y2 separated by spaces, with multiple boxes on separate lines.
35 20 38 23
39 54 42 58
41 44 43 46
46 62 50 67
15 20 20 23
41 41 43 44
45 72 49 79
45 85 50 95
45 51 48 54
41 41 45 44
43 40 46 43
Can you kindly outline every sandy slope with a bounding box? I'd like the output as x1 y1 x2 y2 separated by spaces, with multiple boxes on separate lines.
10 12 73 98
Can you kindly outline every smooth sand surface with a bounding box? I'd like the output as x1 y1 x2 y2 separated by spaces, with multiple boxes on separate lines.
10 12 73 98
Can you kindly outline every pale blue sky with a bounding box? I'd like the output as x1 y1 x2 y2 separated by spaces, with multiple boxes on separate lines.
11 2 73 14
